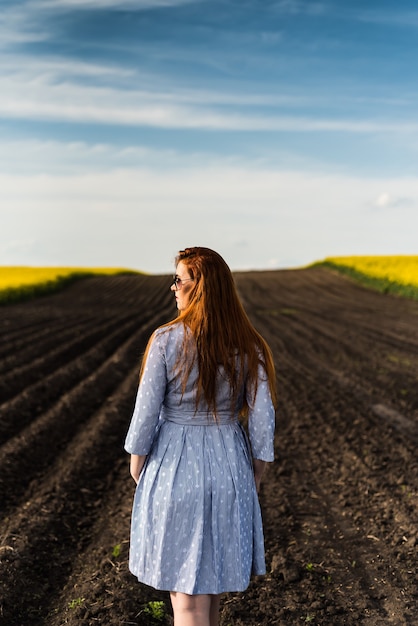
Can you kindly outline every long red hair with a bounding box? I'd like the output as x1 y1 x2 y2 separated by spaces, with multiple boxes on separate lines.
142 247 277 417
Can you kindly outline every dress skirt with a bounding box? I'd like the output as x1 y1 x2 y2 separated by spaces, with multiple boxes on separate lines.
128 411 266 595
125 323 275 595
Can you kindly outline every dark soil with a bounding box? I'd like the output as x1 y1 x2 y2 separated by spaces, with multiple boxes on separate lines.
0 269 417 625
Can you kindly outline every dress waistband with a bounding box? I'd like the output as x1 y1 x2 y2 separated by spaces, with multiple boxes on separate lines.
161 406 237 426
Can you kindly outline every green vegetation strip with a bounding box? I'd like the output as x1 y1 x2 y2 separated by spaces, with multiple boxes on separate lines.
0 269 138 305
313 261 418 302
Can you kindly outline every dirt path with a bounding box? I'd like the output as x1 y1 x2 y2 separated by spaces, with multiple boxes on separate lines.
0 268 416 625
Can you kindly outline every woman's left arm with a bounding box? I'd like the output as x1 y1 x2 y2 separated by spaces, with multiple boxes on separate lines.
253 458 266 493
130 454 147 484
247 364 276 465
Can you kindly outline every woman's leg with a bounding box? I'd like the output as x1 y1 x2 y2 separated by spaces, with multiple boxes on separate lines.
170 592 220 626
209 594 221 626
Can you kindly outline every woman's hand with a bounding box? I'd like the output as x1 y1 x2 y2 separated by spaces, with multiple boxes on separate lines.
130 454 147 484
253 458 266 493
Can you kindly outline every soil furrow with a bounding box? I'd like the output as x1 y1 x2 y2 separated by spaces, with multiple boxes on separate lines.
0 320 87 365
0 315 137 402
0 315 149 445
0 371 139 625
249 304 418 443
0 318 95 374
0 283 173 625
258 377 416 624
233 271 418 623
0 308 171 517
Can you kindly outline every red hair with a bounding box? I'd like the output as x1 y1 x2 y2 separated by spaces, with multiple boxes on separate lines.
143 247 277 417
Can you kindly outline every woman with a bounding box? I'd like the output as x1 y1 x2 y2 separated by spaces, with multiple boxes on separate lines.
125 247 276 626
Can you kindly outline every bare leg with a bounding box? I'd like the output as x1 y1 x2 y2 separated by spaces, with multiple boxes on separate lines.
209 594 221 626
170 592 212 626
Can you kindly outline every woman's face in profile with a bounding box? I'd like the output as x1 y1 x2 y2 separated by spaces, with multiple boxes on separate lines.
171 260 195 311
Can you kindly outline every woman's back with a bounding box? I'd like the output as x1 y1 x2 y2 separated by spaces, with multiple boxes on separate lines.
156 323 245 419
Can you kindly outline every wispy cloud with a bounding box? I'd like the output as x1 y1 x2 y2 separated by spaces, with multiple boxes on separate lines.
2 68 418 133
356 9 418 28
0 0 201 53
0 139 185 175
0 54 135 80
272 0 326 16
0 4 49 47
0 54 311 107
33 0 200 10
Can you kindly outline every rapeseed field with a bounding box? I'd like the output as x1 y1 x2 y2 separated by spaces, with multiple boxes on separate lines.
0 266 137 304
316 255 418 300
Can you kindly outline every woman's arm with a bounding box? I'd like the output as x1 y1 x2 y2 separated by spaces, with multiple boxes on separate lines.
130 454 147 484
247 363 275 492
253 458 266 493
124 329 167 457
247 369 276 463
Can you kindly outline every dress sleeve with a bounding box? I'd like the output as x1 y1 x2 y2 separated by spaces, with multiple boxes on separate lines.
247 364 276 462
124 330 167 455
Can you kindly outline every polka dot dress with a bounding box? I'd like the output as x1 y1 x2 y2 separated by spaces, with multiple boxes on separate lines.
124 323 275 595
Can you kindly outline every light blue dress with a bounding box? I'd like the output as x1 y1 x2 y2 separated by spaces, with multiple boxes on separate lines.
124 323 275 595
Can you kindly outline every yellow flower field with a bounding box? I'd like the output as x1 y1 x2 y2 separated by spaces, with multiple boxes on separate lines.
324 256 418 287
0 266 137 304
0 266 134 290
316 255 418 300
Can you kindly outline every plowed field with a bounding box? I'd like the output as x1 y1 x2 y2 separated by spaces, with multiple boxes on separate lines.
0 268 417 626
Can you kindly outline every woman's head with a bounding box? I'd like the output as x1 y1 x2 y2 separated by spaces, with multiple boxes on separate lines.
171 259 195 312
172 247 237 317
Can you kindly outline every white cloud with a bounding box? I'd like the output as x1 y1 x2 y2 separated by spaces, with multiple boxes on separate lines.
1 164 417 272
0 53 338 111
1 69 418 133
373 192 412 210
0 55 135 80
375 192 391 208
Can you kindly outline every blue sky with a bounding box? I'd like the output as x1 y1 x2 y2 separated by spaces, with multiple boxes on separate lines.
1 0 417 273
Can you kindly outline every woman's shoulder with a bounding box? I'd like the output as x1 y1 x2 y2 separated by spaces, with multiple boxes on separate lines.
152 321 186 345
150 322 189 363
